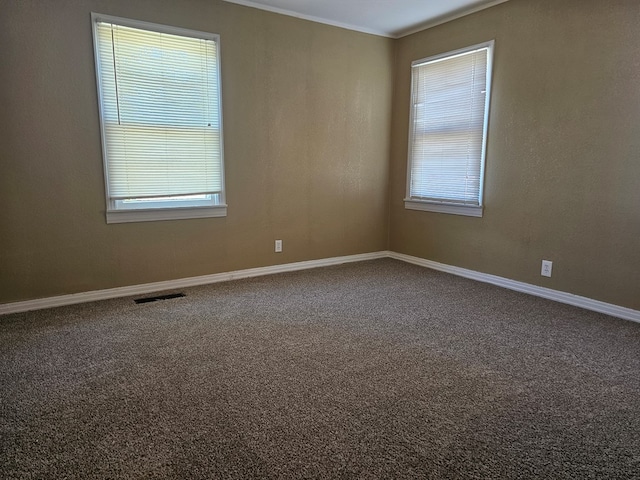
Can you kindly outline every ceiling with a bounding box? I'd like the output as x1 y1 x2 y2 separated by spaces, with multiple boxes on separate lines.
223 0 510 38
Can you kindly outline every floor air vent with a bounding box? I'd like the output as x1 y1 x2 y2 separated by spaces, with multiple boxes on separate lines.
134 293 185 304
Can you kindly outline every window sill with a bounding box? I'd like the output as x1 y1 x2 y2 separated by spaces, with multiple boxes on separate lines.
404 199 483 217
106 205 227 224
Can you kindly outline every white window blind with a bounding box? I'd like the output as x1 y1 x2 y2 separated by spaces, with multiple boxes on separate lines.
93 16 224 206
406 42 493 215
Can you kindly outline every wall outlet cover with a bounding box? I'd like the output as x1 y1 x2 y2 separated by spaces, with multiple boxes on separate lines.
541 260 553 277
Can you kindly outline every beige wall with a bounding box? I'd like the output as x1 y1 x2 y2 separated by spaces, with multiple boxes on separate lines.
2 0 639 311
0 0 393 303
389 0 640 310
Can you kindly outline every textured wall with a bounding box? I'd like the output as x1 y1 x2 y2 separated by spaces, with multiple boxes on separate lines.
0 0 393 303
3 0 639 311
389 0 640 309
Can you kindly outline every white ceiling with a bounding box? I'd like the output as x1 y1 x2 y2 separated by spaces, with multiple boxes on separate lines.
223 0 510 38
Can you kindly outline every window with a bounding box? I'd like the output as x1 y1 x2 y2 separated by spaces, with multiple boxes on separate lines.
91 13 226 223
405 41 494 217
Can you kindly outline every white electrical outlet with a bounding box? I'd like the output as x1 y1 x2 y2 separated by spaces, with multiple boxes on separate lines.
275 239 282 253
541 260 553 277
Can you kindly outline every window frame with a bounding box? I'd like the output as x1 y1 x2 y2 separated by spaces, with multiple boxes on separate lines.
404 40 494 218
91 13 227 224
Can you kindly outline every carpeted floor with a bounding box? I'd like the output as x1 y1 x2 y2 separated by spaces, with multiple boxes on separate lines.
1 258 639 479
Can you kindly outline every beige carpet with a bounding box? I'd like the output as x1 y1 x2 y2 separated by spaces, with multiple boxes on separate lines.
1 259 639 479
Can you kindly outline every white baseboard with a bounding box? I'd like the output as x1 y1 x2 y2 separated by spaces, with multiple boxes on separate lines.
2 250 638 324
0 251 387 316
388 251 640 324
